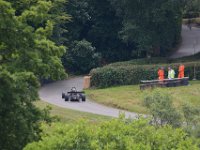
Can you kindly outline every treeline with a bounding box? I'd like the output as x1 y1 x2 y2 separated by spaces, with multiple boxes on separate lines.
62 0 183 73
183 0 200 18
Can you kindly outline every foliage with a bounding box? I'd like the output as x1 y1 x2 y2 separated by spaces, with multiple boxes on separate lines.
50 0 70 45
182 103 200 138
64 40 100 73
90 61 200 88
0 0 69 149
112 0 183 57
0 0 68 81
102 53 200 67
144 90 182 127
144 90 200 139
107 57 169 67
65 0 91 43
24 117 199 150
86 0 132 62
63 0 132 73
183 0 200 18
62 0 184 72
0 69 41 150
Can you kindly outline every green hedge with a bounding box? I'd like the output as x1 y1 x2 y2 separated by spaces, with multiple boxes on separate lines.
107 58 169 67
90 62 200 88
107 53 200 67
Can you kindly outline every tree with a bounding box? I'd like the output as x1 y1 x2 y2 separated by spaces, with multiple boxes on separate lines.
183 0 200 18
64 40 100 73
0 69 41 150
50 0 70 45
0 0 68 81
63 0 134 73
87 0 133 62
116 0 183 57
0 0 69 149
65 0 91 43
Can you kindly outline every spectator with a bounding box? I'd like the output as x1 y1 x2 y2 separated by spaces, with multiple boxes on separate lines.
158 67 165 81
178 63 185 78
168 66 175 79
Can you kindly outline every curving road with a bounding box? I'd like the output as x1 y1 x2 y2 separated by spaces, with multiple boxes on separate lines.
39 77 139 118
171 25 200 58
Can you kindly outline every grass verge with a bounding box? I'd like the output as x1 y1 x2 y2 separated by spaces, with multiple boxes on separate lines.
34 101 111 123
86 81 200 114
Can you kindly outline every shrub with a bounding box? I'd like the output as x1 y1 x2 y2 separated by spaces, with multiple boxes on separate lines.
24 118 199 150
63 40 101 74
107 57 169 67
144 90 182 127
90 61 200 88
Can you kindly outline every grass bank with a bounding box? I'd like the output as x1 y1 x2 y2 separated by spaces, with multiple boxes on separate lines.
35 101 110 123
86 81 200 114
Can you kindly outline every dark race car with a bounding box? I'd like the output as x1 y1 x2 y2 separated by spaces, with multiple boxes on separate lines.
62 87 86 102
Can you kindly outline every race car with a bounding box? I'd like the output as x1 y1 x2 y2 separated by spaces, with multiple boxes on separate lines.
62 87 86 102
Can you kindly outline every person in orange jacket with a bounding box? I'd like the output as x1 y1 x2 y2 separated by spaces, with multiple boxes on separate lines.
178 63 185 78
158 67 165 81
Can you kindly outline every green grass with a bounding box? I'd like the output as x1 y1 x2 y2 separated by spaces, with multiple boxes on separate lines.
86 81 200 114
34 101 111 123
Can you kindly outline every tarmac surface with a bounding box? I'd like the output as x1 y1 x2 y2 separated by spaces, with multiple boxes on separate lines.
39 77 139 118
171 25 200 58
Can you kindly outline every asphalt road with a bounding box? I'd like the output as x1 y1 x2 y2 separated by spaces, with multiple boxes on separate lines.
39 77 139 118
171 25 200 58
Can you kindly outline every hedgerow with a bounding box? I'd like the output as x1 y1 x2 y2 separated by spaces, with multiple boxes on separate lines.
90 61 200 88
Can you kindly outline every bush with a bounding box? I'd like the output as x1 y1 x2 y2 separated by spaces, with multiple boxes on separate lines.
144 90 182 127
24 118 199 150
107 57 169 67
63 40 101 74
90 61 200 88
106 53 200 67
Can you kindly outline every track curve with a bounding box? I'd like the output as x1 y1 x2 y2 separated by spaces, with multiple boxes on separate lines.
39 77 139 118
171 25 200 58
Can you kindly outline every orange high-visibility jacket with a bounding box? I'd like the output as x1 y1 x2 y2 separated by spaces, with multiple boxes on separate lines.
158 69 164 80
178 65 185 78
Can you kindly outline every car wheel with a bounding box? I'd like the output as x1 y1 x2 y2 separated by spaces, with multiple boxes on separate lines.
81 94 86 102
65 95 69 101
62 93 65 99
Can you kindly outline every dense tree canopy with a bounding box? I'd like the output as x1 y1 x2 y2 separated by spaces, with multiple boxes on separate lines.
183 0 200 18
0 0 69 149
62 0 183 73
115 0 182 57
0 0 68 80
0 69 41 150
